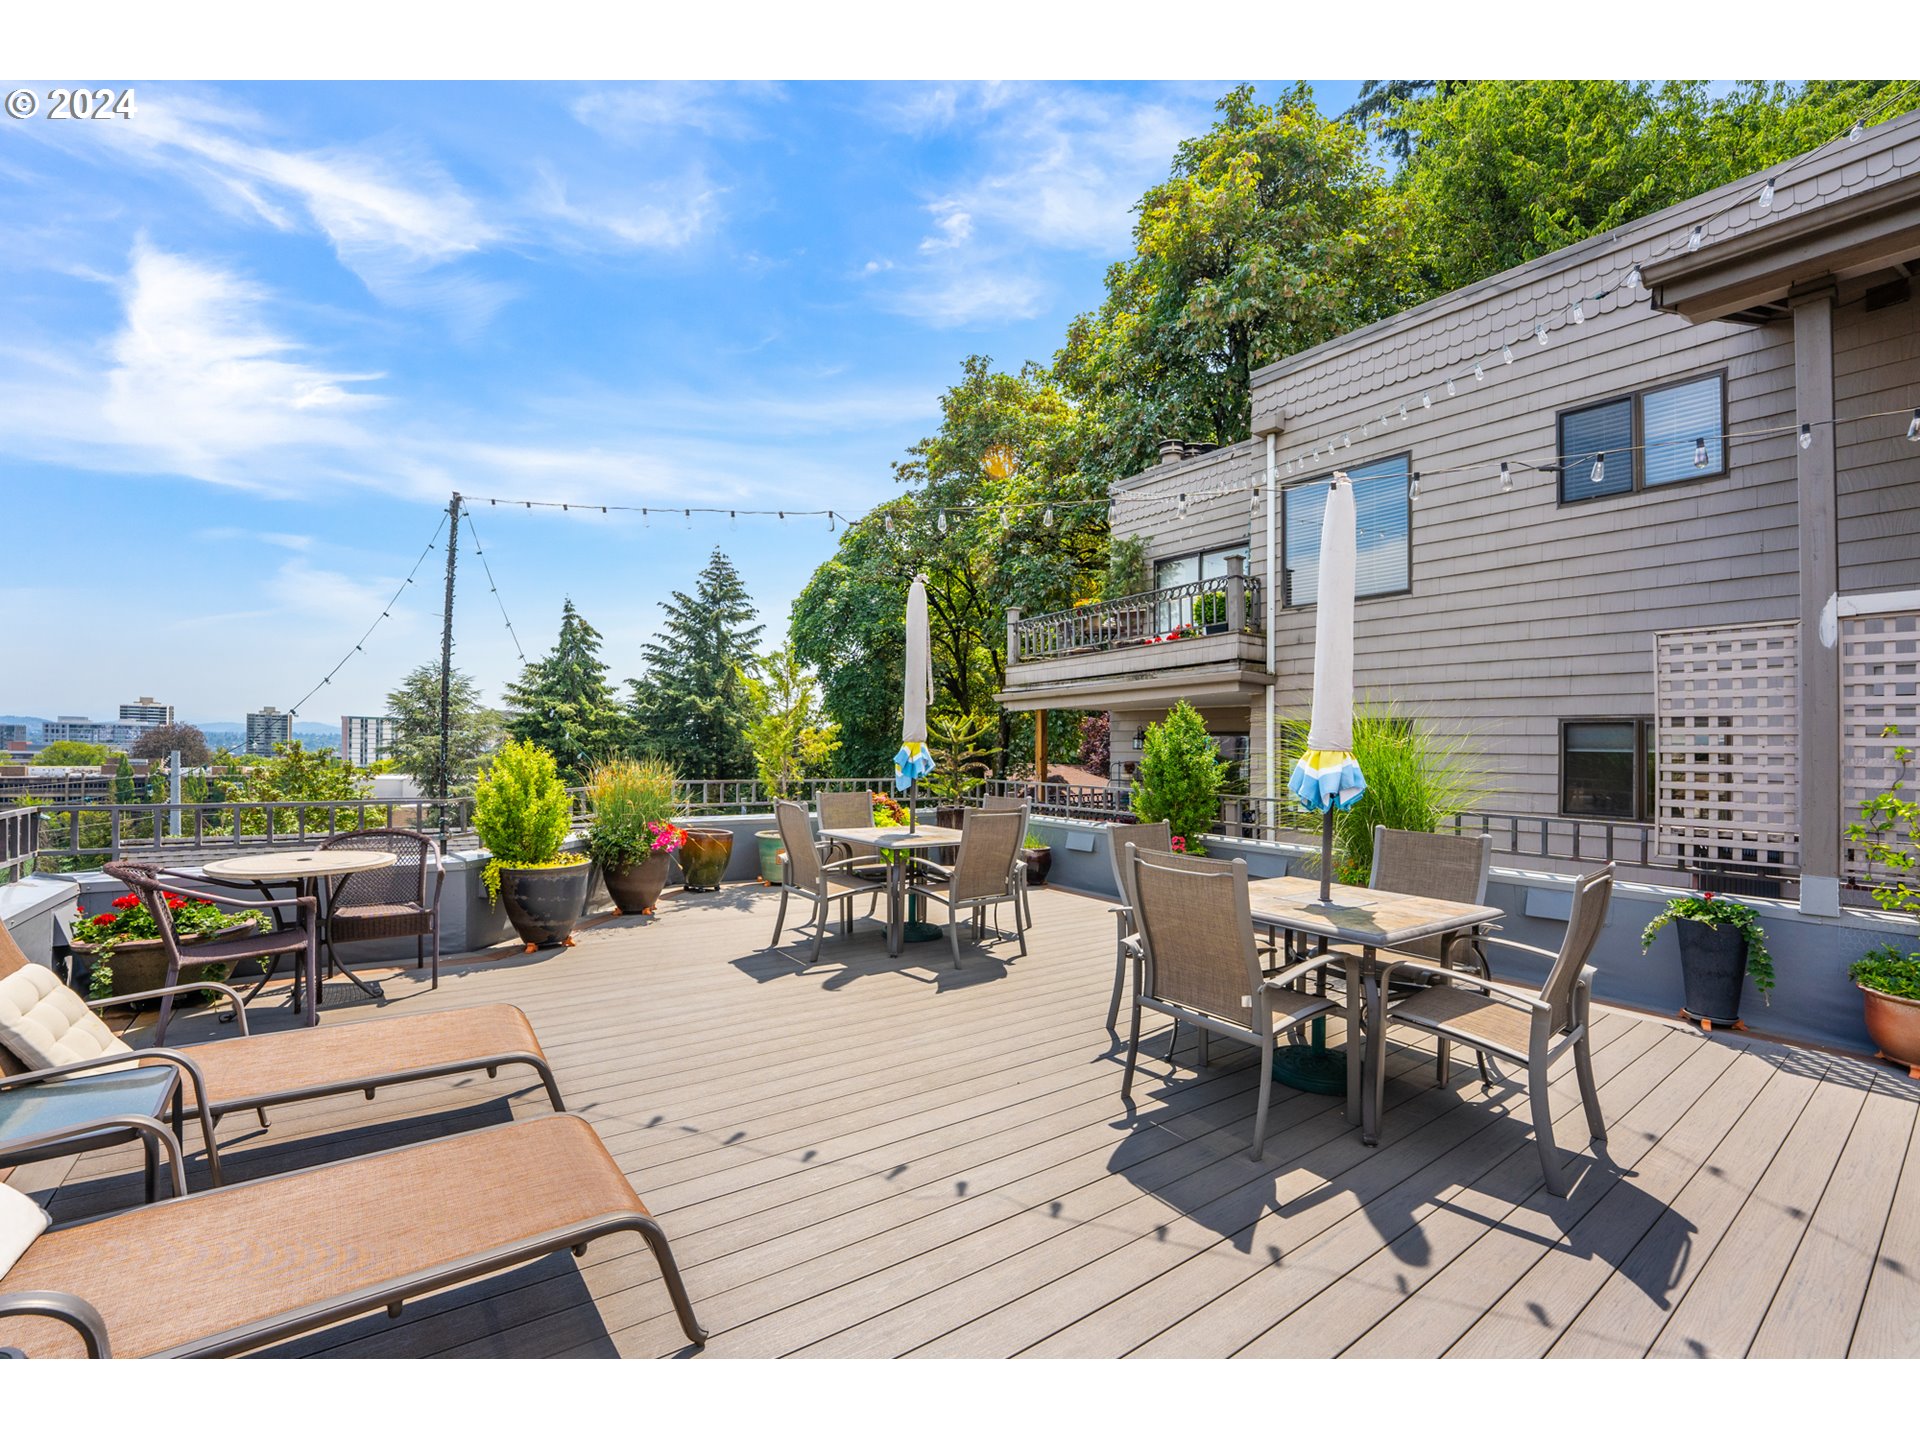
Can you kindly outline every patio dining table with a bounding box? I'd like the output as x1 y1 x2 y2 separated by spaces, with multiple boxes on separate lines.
198 848 397 1026
815 824 963 959
1246 874 1503 1143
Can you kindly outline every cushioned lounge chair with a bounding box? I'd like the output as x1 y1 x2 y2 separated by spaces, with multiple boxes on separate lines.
0 914 564 1186
0 1113 705 1356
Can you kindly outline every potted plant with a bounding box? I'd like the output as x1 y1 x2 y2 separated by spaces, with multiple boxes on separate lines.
1020 829 1053 887
1850 945 1920 1077
586 758 685 915
924 710 996 830
71 892 269 1003
1130 702 1230 855
1195 590 1228 634
1641 892 1775 1030
474 739 590 950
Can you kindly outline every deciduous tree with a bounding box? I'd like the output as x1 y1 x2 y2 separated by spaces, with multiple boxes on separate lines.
131 722 211 766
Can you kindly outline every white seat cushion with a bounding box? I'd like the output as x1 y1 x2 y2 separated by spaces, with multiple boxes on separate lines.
0 964 135 1073
1 1180 50 1281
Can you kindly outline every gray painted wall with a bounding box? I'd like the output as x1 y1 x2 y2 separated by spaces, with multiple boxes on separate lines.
1027 814 1917 1057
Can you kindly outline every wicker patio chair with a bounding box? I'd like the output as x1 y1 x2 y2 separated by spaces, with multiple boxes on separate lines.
907 805 1027 969
0 911 565 1187
768 800 888 967
103 860 320 1046
1365 865 1614 1196
1104 820 1170 1030
1123 845 1340 1161
0 1113 706 1356
317 828 444 989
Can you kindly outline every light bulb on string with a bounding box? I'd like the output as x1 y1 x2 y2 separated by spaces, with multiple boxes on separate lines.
936 509 947 534
729 510 737 530
1398 402 1408 419
1042 505 1054 529
1849 119 1864 141
1694 438 1709 468
1446 379 1456 398
1363 424 1371 439
1500 462 1512 494
1474 363 1485 383
642 508 650 528
1624 264 1642 291
1591 453 1606 486
1408 472 1420 502
1535 322 1549 346
1502 344 1514 365
1422 393 1432 408
828 511 837 532
883 512 894 534
1571 300 1585 325
1688 225 1704 252
1757 179 1775 211
683 508 691 530
1342 433 1352 448
1176 493 1188 518
1800 423 1813 450
1908 409 1920 441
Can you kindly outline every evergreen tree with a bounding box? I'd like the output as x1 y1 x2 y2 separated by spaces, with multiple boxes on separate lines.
113 755 136 805
386 661 502 799
629 549 764 778
504 599 625 784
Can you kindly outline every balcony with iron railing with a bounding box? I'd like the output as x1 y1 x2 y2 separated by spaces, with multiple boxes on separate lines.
998 556 1272 710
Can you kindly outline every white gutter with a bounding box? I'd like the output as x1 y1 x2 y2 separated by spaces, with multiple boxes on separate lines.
1263 431 1277 802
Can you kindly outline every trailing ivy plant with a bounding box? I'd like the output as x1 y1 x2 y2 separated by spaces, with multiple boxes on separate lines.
1641 892 1775 998
473 739 579 903
1131 701 1230 854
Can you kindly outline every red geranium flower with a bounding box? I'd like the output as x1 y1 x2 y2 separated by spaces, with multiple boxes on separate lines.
111 894 141 910
166 895 187 910
92 912 116 927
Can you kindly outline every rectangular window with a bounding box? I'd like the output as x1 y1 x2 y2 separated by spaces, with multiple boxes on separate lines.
1561 719 1652 820
1153 555 1198 591
1281 453 1411 607
1558 371 1726 504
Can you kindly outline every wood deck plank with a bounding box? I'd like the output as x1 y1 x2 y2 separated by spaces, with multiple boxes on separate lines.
1851 1085 1920 1357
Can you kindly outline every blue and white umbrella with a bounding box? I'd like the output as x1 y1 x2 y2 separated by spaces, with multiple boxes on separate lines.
1288 473 1367 899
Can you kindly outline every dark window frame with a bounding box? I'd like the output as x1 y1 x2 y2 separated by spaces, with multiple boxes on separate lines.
1555 368 1730 507
1558 716 1655 822
1150 543 1252 592
1279 450 1415 608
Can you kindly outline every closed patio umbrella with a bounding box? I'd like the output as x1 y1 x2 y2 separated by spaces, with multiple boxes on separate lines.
894 574 935 828
1289 472 1368 904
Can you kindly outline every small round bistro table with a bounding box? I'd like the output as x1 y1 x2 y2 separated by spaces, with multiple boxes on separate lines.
200 848 397 1025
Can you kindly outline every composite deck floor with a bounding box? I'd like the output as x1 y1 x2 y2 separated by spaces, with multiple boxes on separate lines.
15 882 1920 1359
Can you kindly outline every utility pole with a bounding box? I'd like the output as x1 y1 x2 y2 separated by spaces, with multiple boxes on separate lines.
438 491 462 842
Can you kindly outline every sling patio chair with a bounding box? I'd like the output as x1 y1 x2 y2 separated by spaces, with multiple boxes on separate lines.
907 804 1028 970
1123 844 1340 1162
768 800 889 967
980 793 1034 929
102 859 320 1046
0 1112 706 1356
1364 865 1614 1196
814 788 890 912
317 828 445 990
1104 820 1170 1031
0 911 565 1189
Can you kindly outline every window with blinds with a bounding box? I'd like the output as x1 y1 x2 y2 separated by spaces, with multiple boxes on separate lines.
1281 453 1412 607
1557 370 1727 503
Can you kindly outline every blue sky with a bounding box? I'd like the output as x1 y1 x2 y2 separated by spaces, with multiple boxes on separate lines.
0 80 1364 724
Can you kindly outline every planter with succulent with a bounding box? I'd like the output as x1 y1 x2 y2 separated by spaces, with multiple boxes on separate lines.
1849 945 1920 1077
1641 892 1775 1029
586 758 686 916
475 738 590 950
72 892 268 1004
1020 830 1053 887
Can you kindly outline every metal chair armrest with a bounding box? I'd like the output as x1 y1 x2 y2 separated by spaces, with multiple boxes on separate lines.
1261 952 1341 993
0 1291 111 1357
87 981 250 1035
0 1114 189 1198
1481 936 1560 963
1372 957 1551 1011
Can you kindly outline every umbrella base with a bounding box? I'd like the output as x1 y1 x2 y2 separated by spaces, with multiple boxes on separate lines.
1271 1043 1349 1096
901 920 944 943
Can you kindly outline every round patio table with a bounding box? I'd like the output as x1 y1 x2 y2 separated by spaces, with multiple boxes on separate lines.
200 848 396 1025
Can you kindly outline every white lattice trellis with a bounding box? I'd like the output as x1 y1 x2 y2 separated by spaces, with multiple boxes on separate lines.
1842 608 1920 885
1654 621 1801 873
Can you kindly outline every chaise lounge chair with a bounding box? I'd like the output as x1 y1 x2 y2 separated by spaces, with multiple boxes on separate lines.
0 913 564 1189
0 1112 706 1356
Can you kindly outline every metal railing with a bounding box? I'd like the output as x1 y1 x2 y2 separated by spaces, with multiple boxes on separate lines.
1 806 38 885
1010 575 1263 664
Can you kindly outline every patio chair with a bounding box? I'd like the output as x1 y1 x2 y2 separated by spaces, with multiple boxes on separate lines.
1123 845 1339 1161
0 1112 706 1356
317 828 444 990
981 793 1033 929
0 911 565 1188
907 805 1027 969
1104 820 1170 1030
768 800 888 967
1364 865 1614 1196
815 788 890 911
102 859 320 1046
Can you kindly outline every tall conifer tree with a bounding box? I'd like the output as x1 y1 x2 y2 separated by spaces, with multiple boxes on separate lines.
504 599 624 783
629 549 764 778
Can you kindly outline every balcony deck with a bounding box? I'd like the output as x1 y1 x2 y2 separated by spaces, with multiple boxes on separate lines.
14 883 1920 1359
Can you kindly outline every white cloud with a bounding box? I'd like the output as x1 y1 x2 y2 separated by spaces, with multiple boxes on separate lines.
882 269 1048 328
569 84 773 142
530 162 722 252
918 203 973 253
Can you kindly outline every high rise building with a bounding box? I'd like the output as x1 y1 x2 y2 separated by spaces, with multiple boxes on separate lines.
40 716 155 748
0 724 25 748
118 696 174 726
244 707 292 756
340 714 398 768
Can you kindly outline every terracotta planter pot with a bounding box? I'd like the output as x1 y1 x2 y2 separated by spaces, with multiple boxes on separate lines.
678 828 733 890
498 861 591 949
1021 845 1053 887
603 852 670 916
1676 917 1746 1027
1861 985 1920 1077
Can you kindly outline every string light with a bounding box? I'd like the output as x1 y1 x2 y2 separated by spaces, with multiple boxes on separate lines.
1535 322 1549 346
883 511 894 534
1757 178 1775 211
1398 401 1408 419
1688 224 1704 252
1446 378 1457 398
285 514 447 719
1571 300 1585 325
1043 505 1055 528
1421 393 1432 408
1591 453 1606 486
1500 461 1512 493
1474 363 1485 383
1694 438 1710 468
1502 344 1514 365
1408 472 1421 501
1800 423 1813 449
937 510 948 533
1176 492 1189 517
729 509 737 529
464 509 527 663
1624 264 1642 291
1849 119 1864 141
1909 408 1920 441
